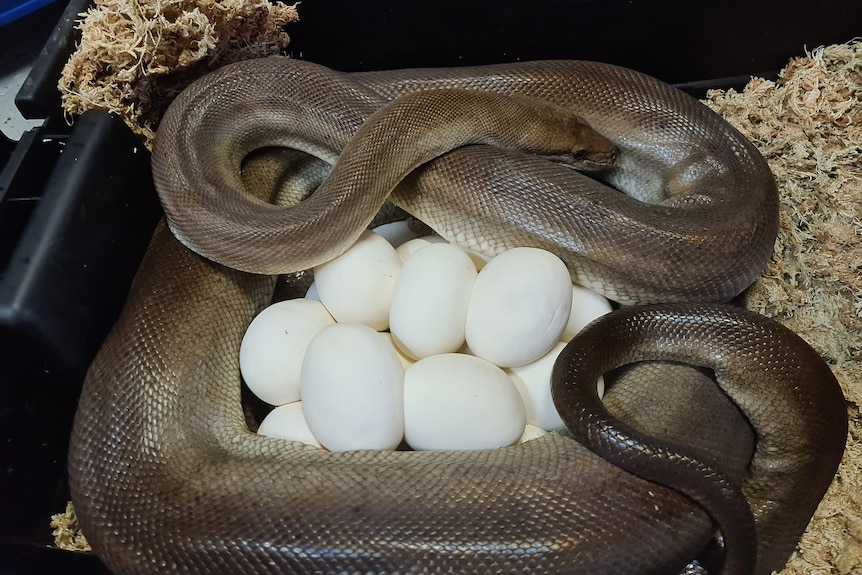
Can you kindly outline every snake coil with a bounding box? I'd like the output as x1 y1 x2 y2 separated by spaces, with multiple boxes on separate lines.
69 58 847 575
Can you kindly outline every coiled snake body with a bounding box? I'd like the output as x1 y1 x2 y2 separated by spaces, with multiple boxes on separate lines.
69 58 847 575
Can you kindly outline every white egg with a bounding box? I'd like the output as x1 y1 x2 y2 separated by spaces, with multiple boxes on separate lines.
510 341 607 432
560 284 614 342
389 243 478 360
257 401 323 448
371 220 421 247
403 353 526 451
313 230 402 331
457 246 491 271
465 247 572 367
518 424 550 443
300 323 404 452
239 298 335 406
394 235 447 262
380 332 416 370
305 281 319 301
508 341 569 431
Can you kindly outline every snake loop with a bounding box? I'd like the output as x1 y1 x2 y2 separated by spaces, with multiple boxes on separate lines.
69 57 847 575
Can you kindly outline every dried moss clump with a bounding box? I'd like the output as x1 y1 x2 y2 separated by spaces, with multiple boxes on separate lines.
59 0 299 144
705 41 862 575
51 501 90 552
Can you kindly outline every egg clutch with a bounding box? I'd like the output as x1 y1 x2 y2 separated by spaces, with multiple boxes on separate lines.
240 220 611 452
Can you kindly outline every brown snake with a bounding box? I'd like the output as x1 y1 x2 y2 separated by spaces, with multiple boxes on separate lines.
68 58 847 574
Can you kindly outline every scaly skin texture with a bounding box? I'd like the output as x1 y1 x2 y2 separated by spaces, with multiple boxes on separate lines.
151 57 778 304
553 304 847 574
70 57 846 575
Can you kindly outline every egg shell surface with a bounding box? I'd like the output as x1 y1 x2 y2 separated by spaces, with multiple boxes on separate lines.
465 247 572 367
239 298 335 406
313 229 401 330
509 340 606 431
508 341 569 431
300 323 404 451
403 353 526 451
394 235 447 262
518 424 550 443
389 243 478 360
371 220 422 247
561 284 614 342
457 246 491 271
257 401 323 448
380 332 416 370
305 281 319 301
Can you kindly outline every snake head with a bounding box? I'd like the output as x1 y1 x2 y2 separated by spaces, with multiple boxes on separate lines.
565 120 618 171
545 143 617 172
537 114 619 172
569 145 618 171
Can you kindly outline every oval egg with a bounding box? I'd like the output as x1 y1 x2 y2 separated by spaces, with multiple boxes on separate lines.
457 246 491 271
465 247 572 367
561 284 614 342
518 424 550 443
313 229 401 331
305 281 319 301
508 341 569 431
239 298 335 406
394 235 447 262
389 243 478 360
371 220 422 247
403 353 525 451
509 341 606 432
380 332 416 370
257 401 323 448
300 323 404 452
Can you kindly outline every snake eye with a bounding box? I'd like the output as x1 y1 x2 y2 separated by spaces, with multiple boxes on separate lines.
573 149 588 161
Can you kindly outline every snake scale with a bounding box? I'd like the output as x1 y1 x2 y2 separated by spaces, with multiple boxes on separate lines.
68 58 847 575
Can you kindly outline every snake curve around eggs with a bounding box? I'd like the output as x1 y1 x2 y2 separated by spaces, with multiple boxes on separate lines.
68 57 847 575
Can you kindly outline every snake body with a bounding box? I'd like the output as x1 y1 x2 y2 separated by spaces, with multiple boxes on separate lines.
69 58 847 575
151 58 778 304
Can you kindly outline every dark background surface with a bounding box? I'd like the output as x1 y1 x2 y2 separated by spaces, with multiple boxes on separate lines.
286 0 862 90
1 1 860 573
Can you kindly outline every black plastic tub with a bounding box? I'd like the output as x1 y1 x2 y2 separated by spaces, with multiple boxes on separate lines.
1 1 860 573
